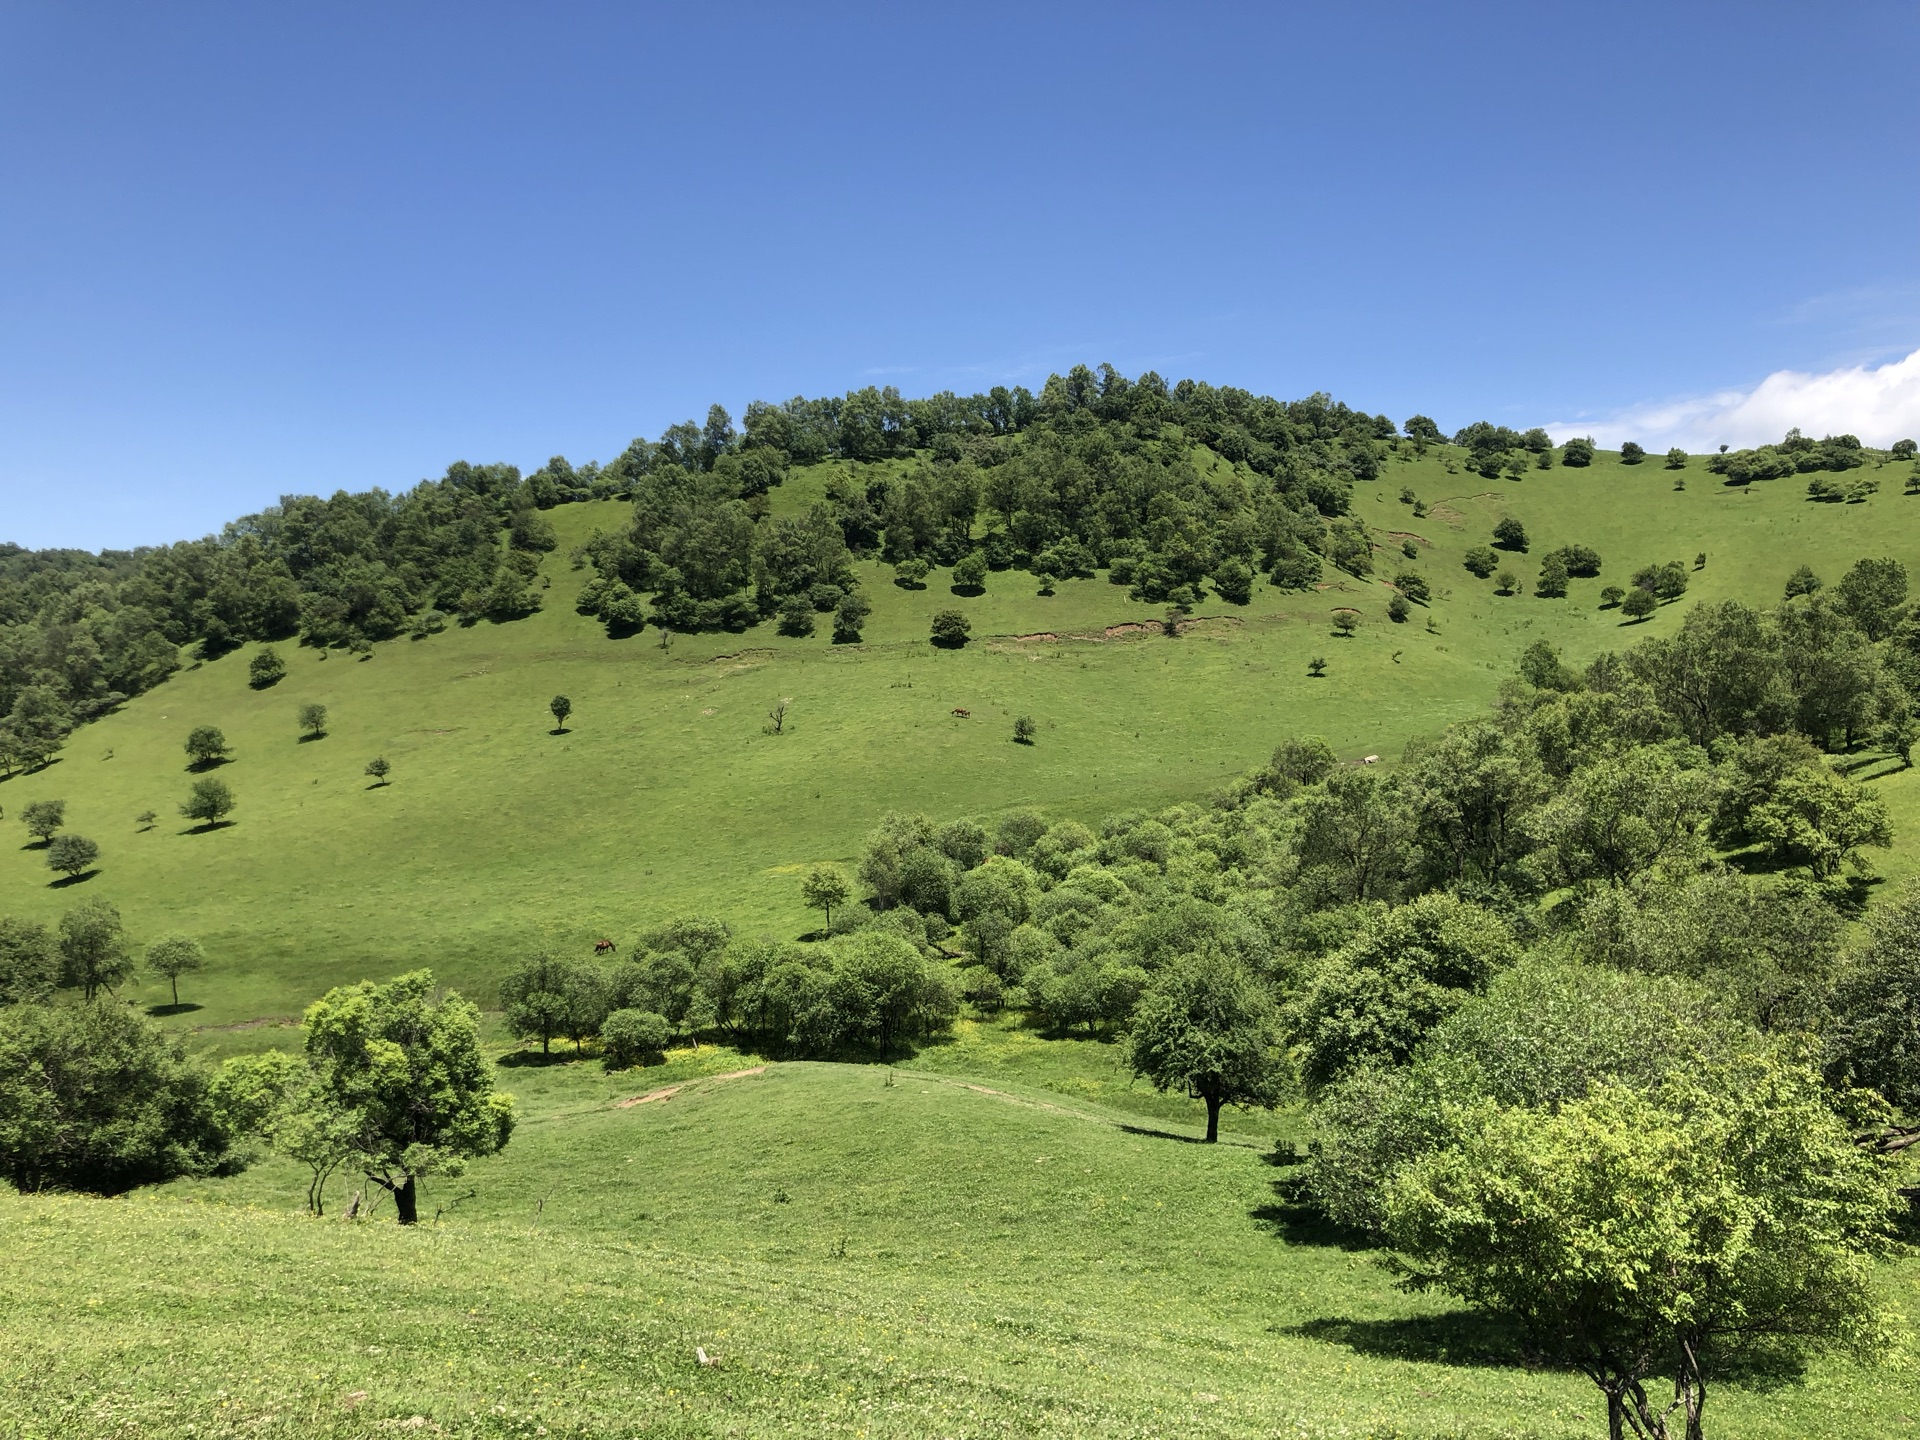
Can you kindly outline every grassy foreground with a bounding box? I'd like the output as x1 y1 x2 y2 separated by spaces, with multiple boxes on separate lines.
6 447 1920 1025
6 1037 1916 1440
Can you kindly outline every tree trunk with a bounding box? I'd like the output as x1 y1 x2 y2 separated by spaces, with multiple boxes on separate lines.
1204 1095 1221 1143
171 975 180 1007
395 1174 418 1225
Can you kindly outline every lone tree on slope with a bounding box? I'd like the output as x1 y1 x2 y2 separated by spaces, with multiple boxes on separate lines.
550 695 573 732
1128 952 1285 1142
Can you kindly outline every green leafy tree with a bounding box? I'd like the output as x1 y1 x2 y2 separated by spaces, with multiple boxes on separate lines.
184 725 229 768
832 590 872 643
210 1051 357 1215
1495 570 1518 596
499 952 579 1055
1332 611 1359 636
45 833 98 880
1826 880 1920 1113
1307 656 1328 677
364 756 391 786
21 799 64 845
1385 1059 1897 1440
601 1008 672 1068
930 609 971 647
1601 585 1625 608
1746 765 1892 878
1535 553 1569 598
301 970 514 1224
1665 447 1688 469
1524 748 1719 889
801 864 852 928
1392 571 1431 605
0 917 58 1004
1386 594 1411 623
1269 735 1338 792
1561 435 1595 466
775 594 815 637
146 934 206 1007
181 776 235 827
1783 565 1823 599
1127 952 1285 1142
1621 585 1658 621
58 898 133 1001
1013 715 1037 743
0 1002 236 1195
248 647 287 689
1462 546 1498 578
1832 556 1909 641
1295 768 1413 903
549 694 572 731
951 552 987 592
1492 518 1528 551
298 702 328 738
893 556 930 588
1619 440 1645 465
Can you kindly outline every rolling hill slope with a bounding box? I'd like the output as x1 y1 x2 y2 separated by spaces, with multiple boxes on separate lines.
5 445 1920 1024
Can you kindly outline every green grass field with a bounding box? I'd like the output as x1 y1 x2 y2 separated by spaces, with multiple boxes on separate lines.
7 446 1920 1438
6 1037 1916 1439
7 447 1920 1025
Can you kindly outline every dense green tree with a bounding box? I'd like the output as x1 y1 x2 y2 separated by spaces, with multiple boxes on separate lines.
1392 571 1431 605
825 931 959 1053
146 933 206 1007
499 952 581 1055
1127 951 1284 1142
301 970 514 1224
1013 715 1037 743
298 702 328 738
549 694 572 730
1295 768 1413 903
0 1001 236 1195
58 898 133 1001
1331 611 1358 636
1832 556 1908 640
1621 586 1658 621
1386 594 1411 623
22 799 65 844
1601 584 1625 607
248 647 287 689
1385 1059 1896 1440
181 776 235 827
1268 735 1338 793
601 1008 672 1068
950 552 987 592
832 590 872 643
364 756 391 786
45 833 98 880
1560 435 1595 466
0 917 58 1004
1291 894 1518 1091
1401 720 1550 886
1783 564 1823 599
1826 881 1920 1112
929 609 971 647
1619 441 1645 465
1535 553 1569 597
184 725 229 768
1524 746 1718 889
209 1050 358 1214
801 864 852 928
1746 764 1892 878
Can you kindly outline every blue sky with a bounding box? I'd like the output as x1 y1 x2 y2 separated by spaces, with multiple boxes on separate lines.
4 1 1919 549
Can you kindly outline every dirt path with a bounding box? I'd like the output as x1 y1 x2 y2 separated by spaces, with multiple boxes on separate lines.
617 1064 767 1108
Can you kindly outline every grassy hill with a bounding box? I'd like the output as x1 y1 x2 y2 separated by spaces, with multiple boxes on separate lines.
6 1041 1915 1439
6 445 1920 1025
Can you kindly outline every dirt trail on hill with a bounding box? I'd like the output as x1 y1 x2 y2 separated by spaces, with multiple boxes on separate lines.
617 1064 767 1108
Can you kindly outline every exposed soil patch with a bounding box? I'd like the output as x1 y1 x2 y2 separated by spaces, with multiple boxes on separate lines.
617 1064 768 1109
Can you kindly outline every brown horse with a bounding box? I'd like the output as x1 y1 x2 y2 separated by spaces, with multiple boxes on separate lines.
594 938 616 955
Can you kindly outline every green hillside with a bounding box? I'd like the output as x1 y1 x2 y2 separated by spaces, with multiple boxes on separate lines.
5 445 1919 1024
7 1047 1915 1439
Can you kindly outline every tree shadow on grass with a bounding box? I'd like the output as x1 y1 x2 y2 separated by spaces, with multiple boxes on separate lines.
47 869 100 888
549 726 570 736
1117 1123 1210 1145
497 1049 578 1069
147 1002 203 1018
186 756 233 773
1278 1312 1539 1371
180 820 236 836
949 583 984 598
296 731 327 744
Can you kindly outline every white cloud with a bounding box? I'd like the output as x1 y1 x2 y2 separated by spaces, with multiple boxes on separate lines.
1552 347 1920 452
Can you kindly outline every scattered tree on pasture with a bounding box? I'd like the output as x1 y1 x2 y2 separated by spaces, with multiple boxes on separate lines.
45 833 98 880
499 952 583 1055
181 777 235 827
1665 446 1688 469
298 702 328 738
1495 571 1518 595
1621 586 1658 622
1127 952 1285 1143
893 557 930 588
1332 611 1359 636
364 756 391 786
832 590 872 643
951 552 987 592
135 809 157 830
1492 518 1529 551
1619 441 1645 464
1393 571 1431 604
1387 594 1411 623
301 970 514 1224
1013 715 1037 744
801 864 852 928
1561 435 1595 466
248 648 286 689
930 609 971 647
776 594 815 636
57 898 133 1001
22 799 65 844
0 1001 235 1195
1462 546 1498 578
184 725 229 768
549 694 572 731
1535 553 1569 598
146 934 206 1008
1307 656 1327 677
1269 736 1338 792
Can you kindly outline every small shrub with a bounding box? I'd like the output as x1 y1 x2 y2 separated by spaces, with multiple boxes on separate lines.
1620 441 1645 465
1013 716 1037 745
1387 594 1411 623
1621 586 1658 621
1600 585 1625 608
1307 656 1328 677
930 609 972 647
248 648 286 689
364 756 391 786
1463 546 1498 578
1332 611 1359 636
